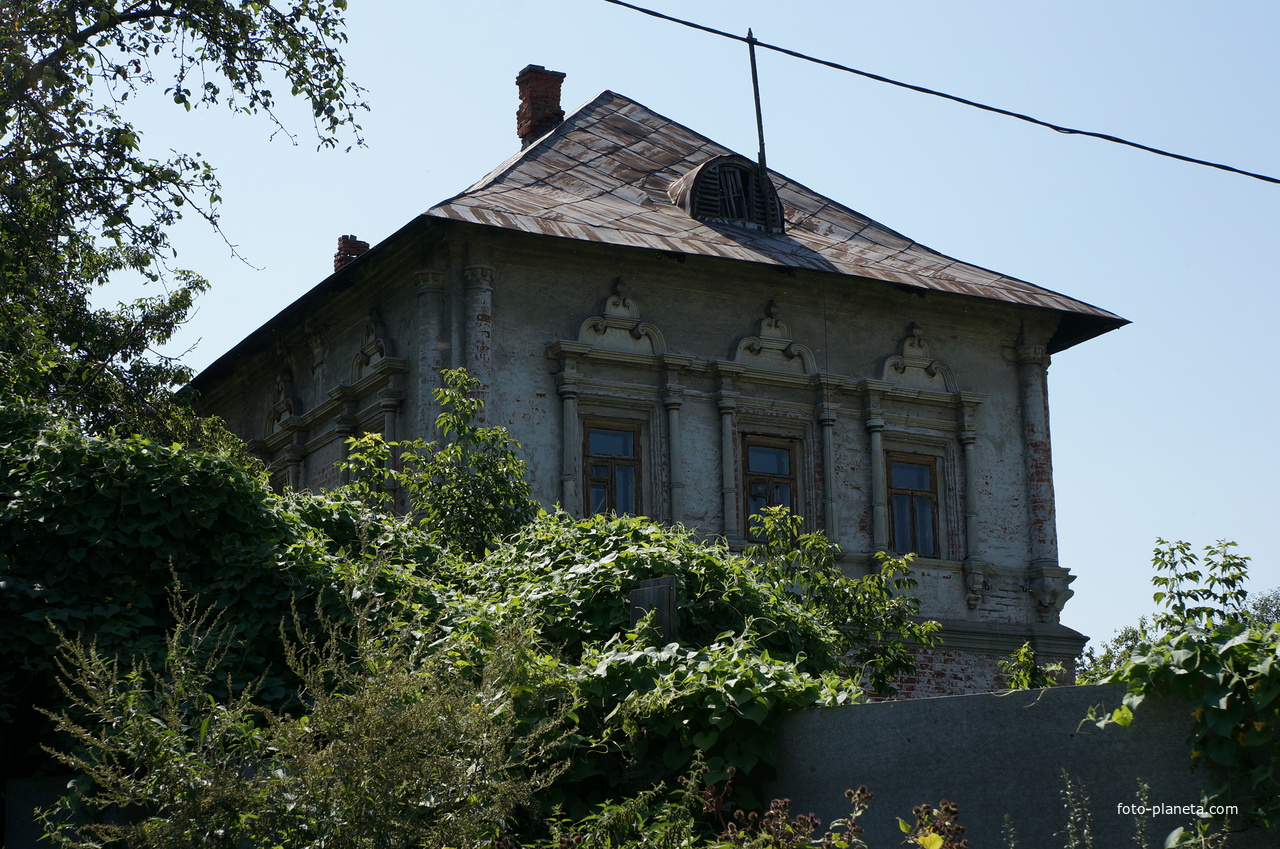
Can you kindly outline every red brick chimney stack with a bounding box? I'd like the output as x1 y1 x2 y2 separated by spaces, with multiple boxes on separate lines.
516 64 566 148
334 234 370 272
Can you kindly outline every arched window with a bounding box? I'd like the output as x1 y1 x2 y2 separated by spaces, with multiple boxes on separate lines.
668 154 784 233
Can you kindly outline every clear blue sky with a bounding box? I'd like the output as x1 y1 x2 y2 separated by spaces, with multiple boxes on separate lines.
108 0 1280 649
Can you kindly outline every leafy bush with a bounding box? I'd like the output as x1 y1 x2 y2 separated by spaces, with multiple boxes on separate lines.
0 400 439 760
998 641 1063 690
40 594 566 849
0 401 315 723
14 370 944 843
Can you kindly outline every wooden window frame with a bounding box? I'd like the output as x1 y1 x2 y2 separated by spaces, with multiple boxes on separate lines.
742 436 798 539
886 452 939 557
584 421 641 516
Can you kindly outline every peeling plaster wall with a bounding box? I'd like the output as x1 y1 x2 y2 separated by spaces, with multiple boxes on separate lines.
196 224 1087 692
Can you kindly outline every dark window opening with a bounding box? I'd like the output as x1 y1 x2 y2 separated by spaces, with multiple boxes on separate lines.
585 423 640 515
669 154 785 233
744 438 797 538
888 454 938 557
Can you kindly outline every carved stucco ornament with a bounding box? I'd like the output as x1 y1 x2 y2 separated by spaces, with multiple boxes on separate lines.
1029 566 1076 622
575 278 666 356
733 299 815 375
352 308 396 381
962 561 996 611
881 322 958 392
267 369 302 434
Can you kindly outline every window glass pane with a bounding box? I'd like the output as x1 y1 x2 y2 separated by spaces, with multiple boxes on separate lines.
892 493 912 552
747 444 790 475
588 428 634 458
914 495 935 556
590 484 608 515
890 461 931 490
590 464 609 479
614 464 636 514
772 482 792 507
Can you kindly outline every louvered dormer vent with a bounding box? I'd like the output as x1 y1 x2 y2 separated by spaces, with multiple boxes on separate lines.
668 154 784 233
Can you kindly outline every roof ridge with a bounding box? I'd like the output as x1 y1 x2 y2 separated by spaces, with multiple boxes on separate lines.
422 87 1125 344
429 90 630 211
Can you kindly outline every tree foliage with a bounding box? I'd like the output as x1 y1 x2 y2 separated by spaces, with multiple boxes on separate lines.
1 0 365 438
1089 539 1280 842
40 597 566 849
1078 541 1278 684
341 368 539 559
997 641 1063 690
0 400 313 724
11 374 945 844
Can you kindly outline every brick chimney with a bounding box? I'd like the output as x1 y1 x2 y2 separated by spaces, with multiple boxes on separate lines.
516 64 566 148
334 234 369 272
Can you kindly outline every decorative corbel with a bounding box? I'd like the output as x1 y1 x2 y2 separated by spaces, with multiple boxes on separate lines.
961 561 995 610
1029 566 1076 622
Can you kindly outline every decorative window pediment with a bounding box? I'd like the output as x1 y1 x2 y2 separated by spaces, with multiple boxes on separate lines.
668 154 784 233
880 323 958 393
267 369 302 434
352 309 396 382
733 300 814 375
571 279 665 358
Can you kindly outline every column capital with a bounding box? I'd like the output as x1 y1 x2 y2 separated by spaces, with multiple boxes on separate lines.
414 268 444 295
464 264 494 289
1016 343 1048 367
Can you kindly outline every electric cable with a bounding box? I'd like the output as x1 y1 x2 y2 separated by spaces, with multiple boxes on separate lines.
602 0 1280 186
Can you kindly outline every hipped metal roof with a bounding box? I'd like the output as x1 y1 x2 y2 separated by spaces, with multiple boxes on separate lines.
194 88 1127 389
428 90 1126 351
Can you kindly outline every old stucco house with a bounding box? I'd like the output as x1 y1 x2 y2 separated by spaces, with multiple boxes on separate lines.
190 65 1127 695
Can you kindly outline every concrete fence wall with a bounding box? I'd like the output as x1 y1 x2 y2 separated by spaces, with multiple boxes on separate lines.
769 683 1274 848
10 685 1276 848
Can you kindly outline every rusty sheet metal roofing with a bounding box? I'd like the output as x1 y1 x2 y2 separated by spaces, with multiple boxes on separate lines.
428 91 1126 347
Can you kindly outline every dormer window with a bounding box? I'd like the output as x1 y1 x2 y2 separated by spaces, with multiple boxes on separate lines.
668 154 784 233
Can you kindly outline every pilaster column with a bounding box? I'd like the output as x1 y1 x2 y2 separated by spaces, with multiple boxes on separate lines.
414 269 445 440
1017 341 1058 568
335 413 357 485
557 376 581 515
959 430 981 561
818 402 839 543
1018 339 1076 620
866 415 887 552
717 393 739 540
464 264 494 413
664 387 685 525
284 443 306 492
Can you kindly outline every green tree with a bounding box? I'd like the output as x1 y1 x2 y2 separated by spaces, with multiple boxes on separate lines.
16 374 938 842
1078 542 1272 684
998 641 1064 689
342 368 540 559
1090 540 1280 842
1246 586 1280 627
1 0 365 439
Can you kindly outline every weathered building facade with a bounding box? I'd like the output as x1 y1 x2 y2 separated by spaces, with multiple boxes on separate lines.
191 66 1126 694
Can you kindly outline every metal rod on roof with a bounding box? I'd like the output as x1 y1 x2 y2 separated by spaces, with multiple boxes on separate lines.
747 28 767 173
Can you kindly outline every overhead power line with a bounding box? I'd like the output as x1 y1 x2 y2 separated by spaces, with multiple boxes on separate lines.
603 0 1280 186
